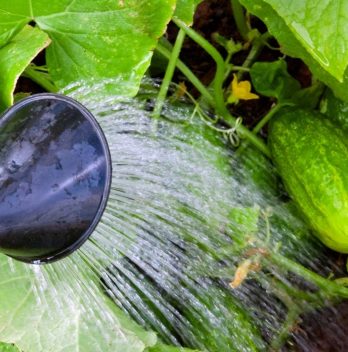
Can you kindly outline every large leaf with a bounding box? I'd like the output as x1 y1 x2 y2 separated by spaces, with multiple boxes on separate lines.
0 255 157 352
247 0 348 81
0 25 50 110
174 0 203 25
240 0 348 101
0 0 176 94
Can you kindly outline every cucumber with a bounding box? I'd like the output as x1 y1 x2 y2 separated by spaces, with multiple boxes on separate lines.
268 108 348 253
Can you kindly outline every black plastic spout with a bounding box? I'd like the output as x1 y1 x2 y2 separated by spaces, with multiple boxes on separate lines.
0 94 111 263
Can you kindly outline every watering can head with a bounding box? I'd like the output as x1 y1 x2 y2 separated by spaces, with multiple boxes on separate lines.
0 94 111 264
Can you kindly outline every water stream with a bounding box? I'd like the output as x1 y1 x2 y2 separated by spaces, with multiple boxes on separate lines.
0 81 346 351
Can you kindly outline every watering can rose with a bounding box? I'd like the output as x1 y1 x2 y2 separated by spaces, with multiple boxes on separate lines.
269 108 348 253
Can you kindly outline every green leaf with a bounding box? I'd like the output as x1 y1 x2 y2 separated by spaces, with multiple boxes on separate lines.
250 60 323 108
289 81 324 110
0 342 21 352
174 0 203 25
229 207 260 237
0 25 50 110
0 256 157 352
0 1 29 48
250 60 301 102
0 0 176 94
246 0 348 81
321 89 348 130
240 0 348 101
227 206 260 252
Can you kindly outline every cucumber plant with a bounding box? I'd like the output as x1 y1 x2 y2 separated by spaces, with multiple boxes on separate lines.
2 1 348 352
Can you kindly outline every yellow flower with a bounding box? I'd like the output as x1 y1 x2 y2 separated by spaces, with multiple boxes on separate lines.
230 259 252 289
228 74 259 104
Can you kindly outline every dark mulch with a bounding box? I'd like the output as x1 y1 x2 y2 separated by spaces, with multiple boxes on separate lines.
287 301 348 352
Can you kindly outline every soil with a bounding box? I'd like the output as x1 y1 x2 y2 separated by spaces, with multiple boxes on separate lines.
288 301 348 352
15 50 46 95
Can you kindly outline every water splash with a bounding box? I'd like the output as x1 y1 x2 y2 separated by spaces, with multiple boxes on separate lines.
0 80 346 351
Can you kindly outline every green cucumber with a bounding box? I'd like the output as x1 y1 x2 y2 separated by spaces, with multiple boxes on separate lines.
269 108 348 253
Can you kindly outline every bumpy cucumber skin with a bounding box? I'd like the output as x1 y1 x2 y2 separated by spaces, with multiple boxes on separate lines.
269 108 348 253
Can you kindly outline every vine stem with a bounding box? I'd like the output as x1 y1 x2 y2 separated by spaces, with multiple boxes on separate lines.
153 28 186 118
252 103 282 134
23 65 58 93
235 103 284 157
270 306 301 351
230 0 249 41
268 253 348 299
237 32 272 80
155 43 215 107
231 66 250 72
172 17 270 157
172 18 229 120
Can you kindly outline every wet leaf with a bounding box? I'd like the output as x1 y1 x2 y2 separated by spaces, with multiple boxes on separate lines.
240 0 348 102
0 25 50 111
0 0 176 94
229 206 260 238
0 256 157 352
174 0 203 25
241 0 348 81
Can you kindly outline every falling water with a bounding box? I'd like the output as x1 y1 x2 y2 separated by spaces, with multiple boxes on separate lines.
0 80 347 352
